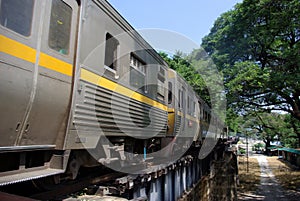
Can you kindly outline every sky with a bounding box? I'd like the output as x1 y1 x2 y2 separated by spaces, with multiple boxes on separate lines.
108 0 242 54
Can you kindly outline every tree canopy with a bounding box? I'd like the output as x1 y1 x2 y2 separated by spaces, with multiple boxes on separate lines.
201 0 300 145
160 0 300 147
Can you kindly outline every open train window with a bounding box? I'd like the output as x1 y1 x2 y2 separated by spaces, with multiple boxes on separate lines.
130 54 146 90
0 0 34 36
187 96 190 114
157 67 165 102
48 0 72 55
105 33 119 71
182 88 186 112
192 101 196 116
204 111 208 122
198 101 203 119
168 82 173 104
178 89 182 108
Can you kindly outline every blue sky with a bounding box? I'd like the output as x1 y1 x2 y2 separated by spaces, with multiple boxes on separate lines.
108 0 242 53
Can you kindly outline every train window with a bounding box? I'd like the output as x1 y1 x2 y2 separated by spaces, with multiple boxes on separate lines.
204 111 207 122
178 89 182 108
0 0 34 36
105 33 119 70
182 88 186 111
192 101 196 116
198 101 203 118
168 82 173 104
187 96 190 114
130 54 146 89
48 0 72 55
130 54 146 74
157 67 165 101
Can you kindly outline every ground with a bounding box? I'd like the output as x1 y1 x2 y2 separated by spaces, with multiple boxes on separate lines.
238 154 300 201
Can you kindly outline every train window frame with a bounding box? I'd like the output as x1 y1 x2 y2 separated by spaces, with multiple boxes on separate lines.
48 0 73 55
129 53 146 90
104 32 119 73
0 0 35 37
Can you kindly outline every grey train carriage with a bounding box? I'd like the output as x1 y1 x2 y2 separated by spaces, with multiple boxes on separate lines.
0 0 225 185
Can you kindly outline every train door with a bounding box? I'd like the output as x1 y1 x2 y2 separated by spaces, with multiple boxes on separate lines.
17 0 79 147
167 70 176 135
182 87 186 131
0 0 40 147
198 101 203 141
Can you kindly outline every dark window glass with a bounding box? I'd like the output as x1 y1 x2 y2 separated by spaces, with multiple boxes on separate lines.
158 67 165 83
105 33 119 69
182 88 186 111
192 101 195 116
0 0 34 36
130 67 145 89
168 82 172 104
48 0 72 55
198 102 202 118
130 54 146 89
178 89 181 108
187 96 190 114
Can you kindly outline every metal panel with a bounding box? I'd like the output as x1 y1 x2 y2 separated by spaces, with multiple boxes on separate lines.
73 80 167 138
0 59 33 147
0 0 40 147
18 0 78 147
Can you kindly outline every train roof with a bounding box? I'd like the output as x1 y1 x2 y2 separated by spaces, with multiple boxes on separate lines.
99 0 168 67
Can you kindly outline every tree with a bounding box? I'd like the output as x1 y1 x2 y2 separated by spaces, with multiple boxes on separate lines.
160 50 227 122
201 0 300 145
159 51 210 103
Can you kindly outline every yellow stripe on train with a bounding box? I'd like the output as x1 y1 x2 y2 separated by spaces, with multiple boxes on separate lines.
0 34 167 111
39 53 73 76
0 34 72 76
0 35 36 63
80 68 168 112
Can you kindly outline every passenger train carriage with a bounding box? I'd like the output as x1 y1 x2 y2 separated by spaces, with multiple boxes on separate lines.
0 0 226 185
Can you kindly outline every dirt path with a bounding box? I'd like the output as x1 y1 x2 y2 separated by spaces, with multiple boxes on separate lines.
238 155 289 201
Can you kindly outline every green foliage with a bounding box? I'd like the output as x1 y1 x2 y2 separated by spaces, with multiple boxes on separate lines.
159 51 210 104
254 143 264 149
201 0 300 146
160 0 300 147
234 112 299 148
160 50 227 122
239 148 246 155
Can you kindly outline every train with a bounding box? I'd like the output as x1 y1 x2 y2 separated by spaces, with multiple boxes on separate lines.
0 0 226 186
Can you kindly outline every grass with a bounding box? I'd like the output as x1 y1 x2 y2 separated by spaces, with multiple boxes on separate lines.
237 156 261 194
266 156 300 191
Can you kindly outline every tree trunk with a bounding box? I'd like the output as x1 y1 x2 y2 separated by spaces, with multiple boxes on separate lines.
264 137 271 156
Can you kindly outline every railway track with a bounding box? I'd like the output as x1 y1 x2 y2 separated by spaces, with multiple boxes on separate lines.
30 172 127 200
0 144 227 200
